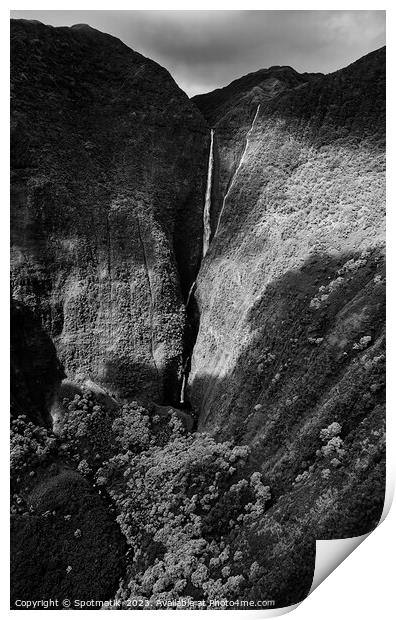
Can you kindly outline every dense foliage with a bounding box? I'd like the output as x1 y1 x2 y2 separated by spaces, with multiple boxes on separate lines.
55 392 274 607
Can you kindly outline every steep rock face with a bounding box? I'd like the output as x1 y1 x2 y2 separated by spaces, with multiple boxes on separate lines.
11 19 208 404
189 48 385 518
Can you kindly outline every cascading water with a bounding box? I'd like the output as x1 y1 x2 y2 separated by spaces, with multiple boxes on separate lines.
202 129 215 258
179 356 190 404
183 129 215 315
180 110 260 405
214 104 261 238
186 280 196 308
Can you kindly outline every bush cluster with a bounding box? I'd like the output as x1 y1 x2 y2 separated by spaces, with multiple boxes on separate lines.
10 414 58 514
309 250 373 310
55 390 274 606
11 414 57 475
59 391 117 466
318 422 345 467
91 410 270 607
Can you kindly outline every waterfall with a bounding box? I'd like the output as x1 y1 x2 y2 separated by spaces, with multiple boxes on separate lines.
184 129 214 310
186 280 196 307
202 129 215 257
179 357 190 404
214 104 261 238
180 373 187 404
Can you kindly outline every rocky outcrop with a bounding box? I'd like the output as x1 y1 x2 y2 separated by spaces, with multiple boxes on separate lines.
11 19 208 404
189 48 385 529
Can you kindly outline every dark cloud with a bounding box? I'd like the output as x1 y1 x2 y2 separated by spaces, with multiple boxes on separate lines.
11 10 385 96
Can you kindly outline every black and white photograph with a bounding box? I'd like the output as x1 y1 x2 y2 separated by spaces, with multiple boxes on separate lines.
9 7 386 613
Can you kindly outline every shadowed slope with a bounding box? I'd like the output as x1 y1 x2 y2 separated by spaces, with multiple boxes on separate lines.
11 299 65 427
11 18 208 403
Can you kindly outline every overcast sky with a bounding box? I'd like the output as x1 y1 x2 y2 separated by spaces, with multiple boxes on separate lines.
10 10 385 97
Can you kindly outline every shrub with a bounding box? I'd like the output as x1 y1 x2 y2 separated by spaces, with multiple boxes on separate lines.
319 423 345 462
319 422 342 442
353 336 372 351
10 415 57 476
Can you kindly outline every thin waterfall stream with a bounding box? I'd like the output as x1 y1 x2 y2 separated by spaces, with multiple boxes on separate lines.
185 130 215 310
186 281 196 308
202 128 214 258
178 107 260 406
179 108 260 406
214 104 260 238
179 356 190 405
179 129 215 405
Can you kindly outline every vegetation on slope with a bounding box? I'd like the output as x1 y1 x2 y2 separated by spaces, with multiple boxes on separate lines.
190 47 385 441
188 47 386 575
12 373 384 608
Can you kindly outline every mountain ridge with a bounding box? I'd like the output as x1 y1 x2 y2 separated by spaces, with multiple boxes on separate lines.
192 45 385 127
192 64 320 127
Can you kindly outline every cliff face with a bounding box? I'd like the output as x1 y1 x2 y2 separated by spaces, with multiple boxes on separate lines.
189 48 385 517
11 19 208 404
